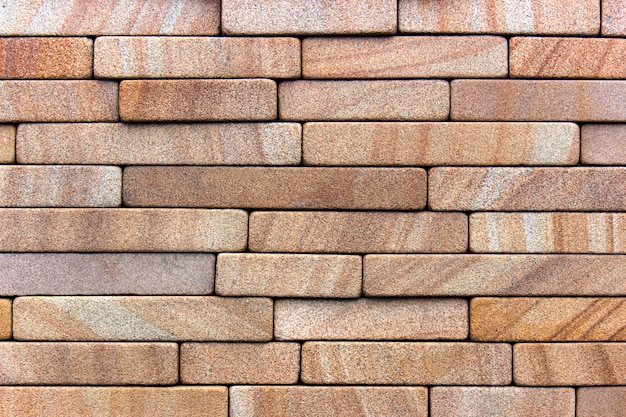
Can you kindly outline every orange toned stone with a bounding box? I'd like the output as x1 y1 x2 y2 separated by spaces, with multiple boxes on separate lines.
279 81 449 121
578 388 626 417
0 342 178 385
581 125 626 165
119 80 276 122
301 342 511 385
603 0 626 36
0 299 10 340
249 212 467 253
181 343 300 384
0 126 15 163
216 254 362 298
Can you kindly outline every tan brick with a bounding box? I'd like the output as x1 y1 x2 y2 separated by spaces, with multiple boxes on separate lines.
249 212 467 253
95 37 300 79
119 80 276 122
230 386 428 417
0 81 118 123
279 81 449 121
216 254 361 298
603 0 626 35
123 167 426 210
451 80 626 122
222 0 396 35
581 125 626 165
0 209 247 252
577 388 626 417
275 299 468 340
302 342 511 385
514 343 626 385
0 342 177 385
181 343 300 384
0 126 15 163
0 299 10 340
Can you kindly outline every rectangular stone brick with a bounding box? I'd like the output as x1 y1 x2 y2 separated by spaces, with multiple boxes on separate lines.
279 81 449 121
0 0 220 36
216 254 361 298
119 80 276 122
303 36 507 78
451 80 626 122
249 212 468 253
275 299 468 340
123 167 426 210
581 125 626 165
578 388 626 417
302 342 511 385
399 0 600 35
95 37 300 79
0 125 15 163
514 343 626 385
0 81 118 122
222 0 396 35
181 343 300 384
0 299 10 340
13 296 272 342
0 342 177 385
0 209 247 252
603 0 626 35
303 122 578 166
471 298 626 342
230 386 428 417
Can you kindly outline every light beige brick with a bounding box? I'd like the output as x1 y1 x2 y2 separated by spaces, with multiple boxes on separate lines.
581 125 626 165
603 0 626 35
578 388 626 417
0 126 15 163
0 299 10 340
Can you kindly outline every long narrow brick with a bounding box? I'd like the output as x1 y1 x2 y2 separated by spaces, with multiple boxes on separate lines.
0 342 178 385
0 299 10 340
0 126 15 163
303 36 507 78
302 342 511 385
581 125 626 165
181 343 300 384
603 0 626 35
0 209 247 252
216 254 362 298
451 80 626 122
120 80 276 122
275 299 468 340
578 388 626 417
0 81 118 122
249 212 468 253
230 386 428 417
13 296 272 342
279 81 449 121
123 167 426 210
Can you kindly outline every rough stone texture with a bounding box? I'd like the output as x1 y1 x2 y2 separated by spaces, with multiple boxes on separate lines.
0 209 247 252
222 0 397 35
249 212 468 253
603 0 626 35
303 122 579 166
279 80 449 121
577 388 626 417
230 386 428 417
581 124 626 165
0 299 10 340
302 36 507 78
123 167 426 210
95 37 300 79
181 343 300 384
0 387 228 417
0 81 118 122
17 123 301 166
451 80 626 122
216 254 362 298
0 342 178 385
514 343 626 386
274 298 468 340
120 80 276 122
0 125 15 163
302 342 512 385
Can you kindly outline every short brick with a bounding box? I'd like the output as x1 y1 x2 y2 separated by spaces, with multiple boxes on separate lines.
581 125 626 165
577 388 626 417
603 0 626 35
0 299 10 340
0 126 15 163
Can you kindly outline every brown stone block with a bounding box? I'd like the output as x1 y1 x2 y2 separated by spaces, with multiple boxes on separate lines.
0 299 10 340
0 126 15 163
578 388 626 417
581 125 626 165
603 0 626 36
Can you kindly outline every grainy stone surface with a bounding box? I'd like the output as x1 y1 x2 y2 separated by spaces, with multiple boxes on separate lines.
581 125 626 165
603 0 626 35
0 125 15 163
577 388 626 417
216 254 362 298
0 299 10 340
249 212 468 253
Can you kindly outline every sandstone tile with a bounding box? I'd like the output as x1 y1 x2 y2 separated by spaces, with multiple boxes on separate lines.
123 167 426 210
577 388 626 417
303 122 578 166
119 80 276 122
0 126 15 163
581 125 626 165
0 81 118 123
514 343 626 385
0 342 178 385
603 0 626 35
279 81 449 121
451 80 626 122
301 342 511 385
181 343 299 384
216 254 361 298
0 209 247 252
230 386 428 417
222 0 396 35
275 298 468 340
0 299 10 340
249 212 468 253
17 123 301 165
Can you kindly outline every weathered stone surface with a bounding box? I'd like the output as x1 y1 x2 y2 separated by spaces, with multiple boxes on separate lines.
603 0 626 36
216 254 361 298
581 124 626 165
0 299 10 340
577 388 626 417
0 126 15 163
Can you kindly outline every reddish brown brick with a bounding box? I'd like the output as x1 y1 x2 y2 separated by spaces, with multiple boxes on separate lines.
603 0 626 36
581 125 626 165
0 126 15 163
0 299 10 340
578 388 626 417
